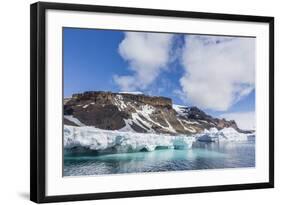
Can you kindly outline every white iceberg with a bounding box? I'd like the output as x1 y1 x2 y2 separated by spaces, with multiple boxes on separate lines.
196 127 251 142
196 128 219 142
218 127 249 141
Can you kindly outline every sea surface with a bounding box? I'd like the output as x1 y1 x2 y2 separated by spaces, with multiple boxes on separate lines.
64 139 255 176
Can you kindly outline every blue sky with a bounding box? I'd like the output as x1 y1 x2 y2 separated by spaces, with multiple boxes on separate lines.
63 28 256 128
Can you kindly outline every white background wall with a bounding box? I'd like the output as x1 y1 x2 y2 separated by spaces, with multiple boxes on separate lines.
0 0 279 204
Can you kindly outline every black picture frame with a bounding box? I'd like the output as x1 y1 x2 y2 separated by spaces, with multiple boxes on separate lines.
30 1 274 203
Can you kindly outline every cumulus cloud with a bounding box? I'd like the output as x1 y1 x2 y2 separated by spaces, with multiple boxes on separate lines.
180 35 255 111
220 112 255 130
114 32 174 91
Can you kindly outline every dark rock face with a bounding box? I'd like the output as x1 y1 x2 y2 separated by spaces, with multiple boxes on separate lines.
72 91 172 108
215 118 238 130
73 104 128 130
184 106 214 121
174 106 240 132
64 91 242 134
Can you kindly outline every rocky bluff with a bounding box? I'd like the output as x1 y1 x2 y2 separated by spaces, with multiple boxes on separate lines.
64 91 244 135
72 91 172 108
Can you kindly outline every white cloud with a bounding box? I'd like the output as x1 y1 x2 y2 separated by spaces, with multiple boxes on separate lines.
220 112 255 130
180 35 255 111
114 32 174 91
173 89 189 104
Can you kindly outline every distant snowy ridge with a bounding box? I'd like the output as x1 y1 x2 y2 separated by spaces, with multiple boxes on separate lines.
64 125 253 154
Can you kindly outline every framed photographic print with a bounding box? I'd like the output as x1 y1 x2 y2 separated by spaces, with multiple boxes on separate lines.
30 2 274 203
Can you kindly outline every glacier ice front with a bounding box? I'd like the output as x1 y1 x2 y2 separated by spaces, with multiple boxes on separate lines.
64 125 253 154
64 125 196 153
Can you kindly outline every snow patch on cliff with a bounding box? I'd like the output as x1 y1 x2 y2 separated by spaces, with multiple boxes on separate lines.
173 104 190 117
64 115 86 126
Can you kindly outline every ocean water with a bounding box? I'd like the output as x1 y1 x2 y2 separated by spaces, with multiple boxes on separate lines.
64 140 255 176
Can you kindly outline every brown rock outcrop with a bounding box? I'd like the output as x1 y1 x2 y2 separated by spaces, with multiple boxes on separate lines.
64 91 243 134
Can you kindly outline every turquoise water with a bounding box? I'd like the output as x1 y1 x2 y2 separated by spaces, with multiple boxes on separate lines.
64 140 255 176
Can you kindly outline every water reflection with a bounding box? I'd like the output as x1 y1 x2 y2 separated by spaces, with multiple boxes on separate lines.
64 141 255 176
